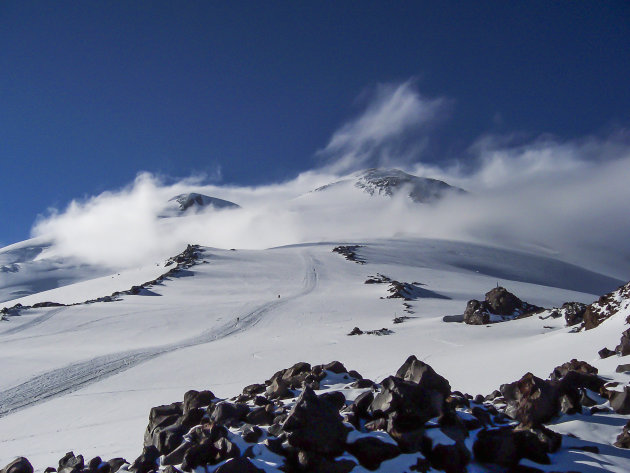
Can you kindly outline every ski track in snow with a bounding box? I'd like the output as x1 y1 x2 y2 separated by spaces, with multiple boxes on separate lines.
0 307 66 336
0 251 318 418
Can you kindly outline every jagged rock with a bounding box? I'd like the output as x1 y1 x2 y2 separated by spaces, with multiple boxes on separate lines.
181 438 239 472
266 378 291 400
282 386 347 456
319 391 346 411
583 282 630 330
501 373 560 427
143 402 186 455
395 355 451 396
429 442 470 473
348 369 363 379
130 446 159 473
348 391 374 419
348 327 363 335
346 437 400 470
183 390 214 414
598 347 616 359
58 452 84 473
213 458 264 473
610 387 630 414
87 457 103 471
2 458 33 473
473 427 519 466
323 360 347 373
463 300 488 325
556 369 605 394
209 402 249 427
616 328 630 356
241 425 263 443
283 361 311 379
617 363 630 373
106 459 127 473
245 405 275 425
614 420 630 448
472 426 557 467
160 444 191 467
180 408 204 430
242 383 266 397
332 245 365 264
369 375 446 429
549 359 598 380
561 302 587 326
464 287 541 325
350 378 374 389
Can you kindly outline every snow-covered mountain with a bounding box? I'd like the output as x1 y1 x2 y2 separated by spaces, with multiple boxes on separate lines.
160 193 241 217
315 168 465 203
1 170 630 472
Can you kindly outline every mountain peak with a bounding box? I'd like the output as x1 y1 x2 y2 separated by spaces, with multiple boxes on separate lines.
168 193 241 212
316 168 465 203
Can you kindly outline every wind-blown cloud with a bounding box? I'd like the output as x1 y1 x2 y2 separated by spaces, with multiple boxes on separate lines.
318 81 451 173
29 82 630 281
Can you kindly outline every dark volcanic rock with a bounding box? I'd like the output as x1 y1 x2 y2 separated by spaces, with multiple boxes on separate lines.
395 355 451 396
598 347 616 359
348 326 364 336
616 328 630 356
464 287 541 325
583 281 630 330
2 458 33 473
615 420 630 448
549 359 598 380
429 442 470 473
209 402 249 427
346 437 400 470
610 387 630 414
213 458 264 473
58 452 84 473
265 378 291 400
245 405 276 426
561 302 587 326
501 373 561 427
369 375 446 429
282 386 347 456
183 390 214 414
473 427 519 466
332 245 365 264
130 446 159 473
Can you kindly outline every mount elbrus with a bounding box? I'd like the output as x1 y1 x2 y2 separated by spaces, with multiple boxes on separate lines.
0 169 629 472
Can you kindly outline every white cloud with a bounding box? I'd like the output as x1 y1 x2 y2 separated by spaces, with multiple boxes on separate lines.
318 81 451 173
28 82 630 280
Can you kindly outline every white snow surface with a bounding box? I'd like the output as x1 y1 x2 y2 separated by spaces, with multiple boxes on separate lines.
0 237 629 471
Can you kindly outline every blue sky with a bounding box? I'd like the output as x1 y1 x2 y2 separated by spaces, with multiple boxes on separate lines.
1 1 629 246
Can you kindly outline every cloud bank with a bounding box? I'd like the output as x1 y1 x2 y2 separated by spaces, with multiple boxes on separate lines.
30 82 630 280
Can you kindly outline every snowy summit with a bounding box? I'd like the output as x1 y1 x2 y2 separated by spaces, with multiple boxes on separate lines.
316 168 465 203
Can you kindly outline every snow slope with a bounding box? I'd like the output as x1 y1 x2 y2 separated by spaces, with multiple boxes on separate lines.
0 238 629 470
0 237 115 304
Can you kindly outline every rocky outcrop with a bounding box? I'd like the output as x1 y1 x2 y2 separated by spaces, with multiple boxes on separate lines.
5 355 615 473
464 287 542 325
582 281 630 330
332 245 365 264
1 245 205 320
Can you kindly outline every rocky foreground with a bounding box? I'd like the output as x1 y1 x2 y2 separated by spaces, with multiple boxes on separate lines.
3 350 630 473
